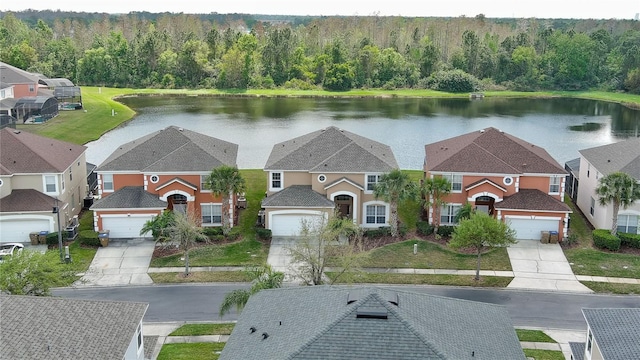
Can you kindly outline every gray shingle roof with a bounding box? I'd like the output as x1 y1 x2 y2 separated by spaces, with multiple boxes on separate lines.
582 308 640 360
0 62 40 84
425 127 566 174
569 342 585 360
0 128 86 175
264 126 398 172
0 189 60 212
579 137 640 180
261 185 335 208
97 126 238 172
91 186 167 209
0 294 147 360
220 286 525 360
495 189 572 212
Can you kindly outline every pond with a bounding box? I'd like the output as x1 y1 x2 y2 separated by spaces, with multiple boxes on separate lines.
86 96 640 170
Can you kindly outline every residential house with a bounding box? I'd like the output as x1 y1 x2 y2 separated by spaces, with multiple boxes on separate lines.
261 126 398 236
565 157 580 203
220 286 526 359
0 295 148 360
0 62 40 98
91 126 239 238
0 81 17 118
569 308 640 360
424 127 572 240
0 128 87 243
575 138 640 234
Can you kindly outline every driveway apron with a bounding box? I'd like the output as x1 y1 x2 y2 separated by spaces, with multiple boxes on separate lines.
267 237 302 282
506 240 592 293
75 239 155 287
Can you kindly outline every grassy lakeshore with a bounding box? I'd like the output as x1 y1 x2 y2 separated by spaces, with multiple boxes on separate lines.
16 87 640 145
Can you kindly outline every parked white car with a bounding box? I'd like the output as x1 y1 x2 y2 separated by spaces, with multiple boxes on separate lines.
0 243 24 262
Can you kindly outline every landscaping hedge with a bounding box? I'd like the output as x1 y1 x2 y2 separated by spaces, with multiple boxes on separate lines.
619 232 640 249
78 230 100 247
416 221 434 236
203 227 223 236
255 228 272 240
46 232 67 246
592 229 621 251
363 227 392 238
437 225 455 238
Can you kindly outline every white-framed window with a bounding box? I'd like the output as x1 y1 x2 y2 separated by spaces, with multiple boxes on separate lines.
440 204 462 224
590 197 595 216
201 203 222 225
587 163 591 178
71 193 75 210
44 175 57 193
318 174 327 183
366 174 382 192
28 84 35 92
617 214 639 234
503 176 513 186
61 175 65 192
200 175 210 192
149 174 160 184
549 176 561 193
137 323 143 352
365 204 386 224
102 174 114 192
270 172 283 191
443 174 463 192
69 167 73 181
587 329 593 354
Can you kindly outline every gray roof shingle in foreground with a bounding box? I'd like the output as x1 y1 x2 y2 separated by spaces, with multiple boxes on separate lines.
579 137 640 179
582 308 640 360
91 186 167 209
261 185 335 208
220 286 525 360
0 295 148 360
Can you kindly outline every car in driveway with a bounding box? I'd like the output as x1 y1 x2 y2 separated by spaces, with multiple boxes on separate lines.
0 243 24 262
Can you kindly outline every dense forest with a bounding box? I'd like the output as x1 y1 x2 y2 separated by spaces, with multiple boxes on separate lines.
1 10 639 93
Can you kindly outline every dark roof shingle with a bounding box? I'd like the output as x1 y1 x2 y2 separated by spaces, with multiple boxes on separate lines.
90 186 167 209
0 189 60 212
495 189 571 212
261 185 335 208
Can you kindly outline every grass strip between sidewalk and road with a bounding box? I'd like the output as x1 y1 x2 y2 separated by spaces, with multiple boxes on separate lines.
580 281 640 295
326 272 513 287
157 343 224 360
170 323 235 336
149 271 250 283
515 329 557 343
522 349 565 360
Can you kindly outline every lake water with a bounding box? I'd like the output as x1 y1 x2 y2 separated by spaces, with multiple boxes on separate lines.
86 96 640 170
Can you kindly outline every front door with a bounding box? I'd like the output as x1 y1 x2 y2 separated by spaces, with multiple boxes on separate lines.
334 195 353 220
169 194 188 214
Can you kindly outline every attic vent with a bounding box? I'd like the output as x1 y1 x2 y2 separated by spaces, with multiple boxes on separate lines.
179 128 183 131
347 291 360 304
261 333 269 340
356 306 388 319
250 327 256 333
480 129 485 133
13 130 20 134
386 293 399 306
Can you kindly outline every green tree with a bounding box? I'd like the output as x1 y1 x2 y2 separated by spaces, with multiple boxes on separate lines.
373 169 418 237
219 265 284 316
161 212 209 276
595 172 640 236
140 210 176 241
449 212 517 281
323 62 355 91
205 165 246 236
421 176 451 236
0 250 76 296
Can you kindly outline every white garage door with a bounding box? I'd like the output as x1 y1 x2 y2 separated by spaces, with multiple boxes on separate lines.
102 215 155 238
270 214 323 237
0 218 51 243
507 218 559 240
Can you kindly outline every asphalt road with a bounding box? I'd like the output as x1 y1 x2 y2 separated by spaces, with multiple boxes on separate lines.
52 284 640 330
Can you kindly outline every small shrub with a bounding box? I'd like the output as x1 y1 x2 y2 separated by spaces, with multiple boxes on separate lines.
46 232 68 246
564 233 579 246
398 223 408 237
78 230 100 247
592 229 621 251
209 235 225 242
226 228 242 241
619 232 640 249
416 221 434 236
363 227 391 238
255 228 272 240
437 225 455 238
203 227 223 236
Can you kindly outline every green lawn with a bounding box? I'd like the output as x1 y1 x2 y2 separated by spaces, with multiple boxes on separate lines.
523 349 565 360
150 239 268 267
170 323 235 336
327 272 513 287
360 239 512 270
581 281 640 295
149 271 250 283
565 248 640 278
237 169 267 235
157 343 224 360
516 329 557 343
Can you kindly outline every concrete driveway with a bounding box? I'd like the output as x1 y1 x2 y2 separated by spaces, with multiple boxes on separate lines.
267 237 305 282
506 240 592 293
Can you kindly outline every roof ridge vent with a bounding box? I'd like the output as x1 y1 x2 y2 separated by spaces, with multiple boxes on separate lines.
356 306 388 319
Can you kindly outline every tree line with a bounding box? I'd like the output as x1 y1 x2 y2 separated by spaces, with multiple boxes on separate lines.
1 11 639 93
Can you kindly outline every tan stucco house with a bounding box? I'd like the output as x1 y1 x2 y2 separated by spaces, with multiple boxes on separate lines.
569 308 640 360
0 128 87 243
261 126 398 236
424 127 572 240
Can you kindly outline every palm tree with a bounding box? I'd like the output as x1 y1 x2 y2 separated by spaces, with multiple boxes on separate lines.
421 176 452 235
205 165 246 236
596 172 640 236
140 210 175 241
219 265 284 316
162 212 208 276
373 169 417 237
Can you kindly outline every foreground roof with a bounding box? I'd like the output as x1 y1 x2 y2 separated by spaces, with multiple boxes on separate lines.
425 127 566 174
495 189 571 212
0 128 86 175
579 137 640 180
220 286 524 360
91 186 167 209
261 185 335 208
0 189 60 212
582 308 640 360
98 126 238 172
0 295 147 360
264 126 398 172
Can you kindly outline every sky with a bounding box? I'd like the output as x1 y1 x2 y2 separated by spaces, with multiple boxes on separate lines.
2 1 639 19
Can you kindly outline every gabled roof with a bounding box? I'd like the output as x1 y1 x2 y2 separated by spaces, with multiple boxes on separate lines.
495 189 571 212
569 342 585 360
465 177 507 192
264 126 398 172
0 128 86 175
220 286 525 360
0 62 40 84
0 189 60 212
579 137 640 180
90 186 167 209
261 185 335 208
0 295 147 360
97 126 238 172
582 308 640 360
425 127 566 175
155 177 198 191
324 176 365 191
